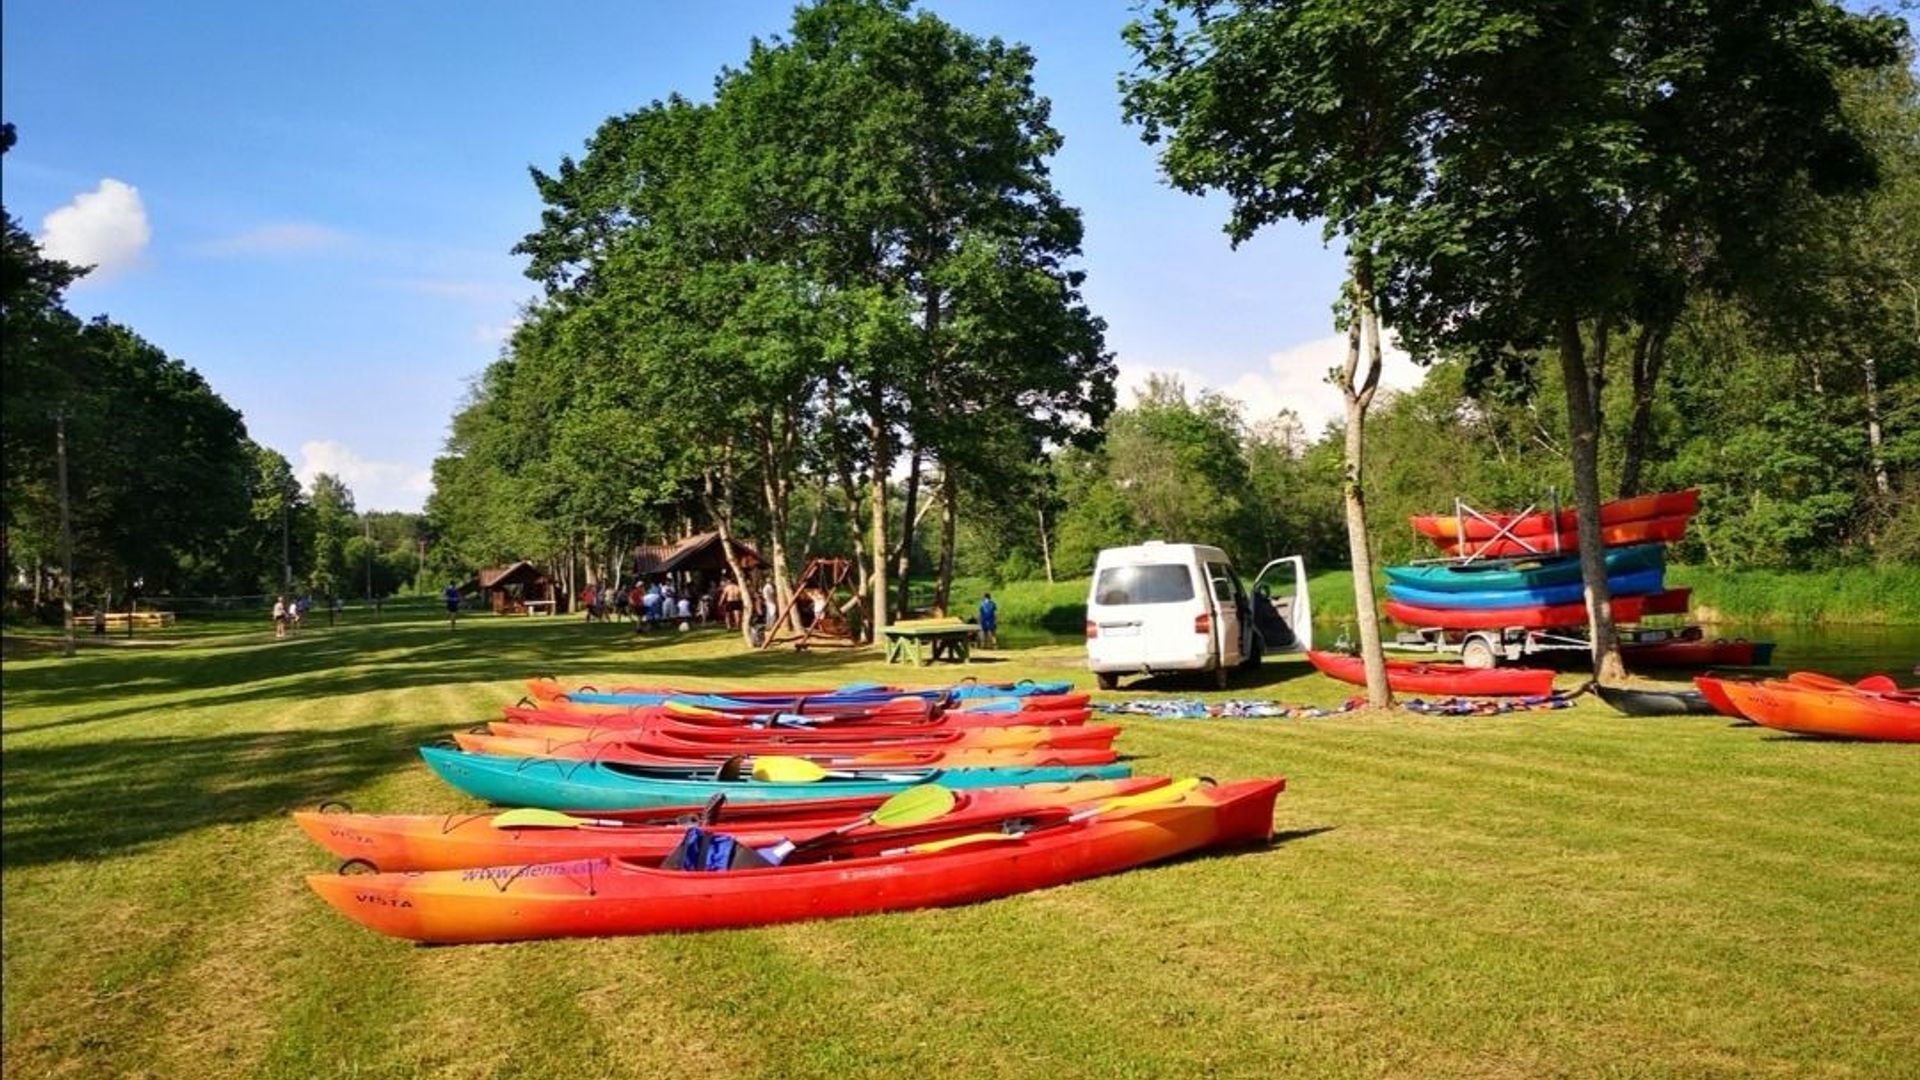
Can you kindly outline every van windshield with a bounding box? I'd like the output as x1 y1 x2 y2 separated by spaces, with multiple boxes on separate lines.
1093 564 1195 605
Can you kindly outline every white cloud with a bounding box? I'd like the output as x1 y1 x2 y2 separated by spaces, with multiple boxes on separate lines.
473 316 524 345
38 179 151 282
196 222 347 256
1118 332 1426 438
296 440 432 513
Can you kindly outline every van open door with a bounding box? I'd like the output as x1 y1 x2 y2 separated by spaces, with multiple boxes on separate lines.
1248 556 1312 656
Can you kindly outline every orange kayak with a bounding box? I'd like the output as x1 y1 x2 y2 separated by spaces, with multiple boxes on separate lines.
1412 489 1698 542
1718 680 1920 742
293 777 1168 872
306 778 1284 942
1432 514 1692 558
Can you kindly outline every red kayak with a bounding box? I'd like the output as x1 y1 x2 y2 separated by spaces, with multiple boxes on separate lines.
501 702 1094 730
1623 637 1771 668
488 719 1120 752
1692 676 1752 718
1718 679 1919 742
456 731 1121 769
1385 588 1691 630
293 778 1170 872
1413 489 1698 542
1432 514 1691 558
306 777 1285 943
1306 650 1555 697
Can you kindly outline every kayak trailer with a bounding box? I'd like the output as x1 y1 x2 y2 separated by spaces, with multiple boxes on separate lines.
1387 625 1592 668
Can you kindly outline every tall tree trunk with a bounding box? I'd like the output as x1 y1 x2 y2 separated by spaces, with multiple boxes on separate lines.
1862 350 1891 497
758 424 794 634
1340 260 1392 709
867 382 891 636
1037 505 1055 584
1618 320 1670 498
894 446 922 617
934 472 958 615
1560 315 1625 683
836 464 871 640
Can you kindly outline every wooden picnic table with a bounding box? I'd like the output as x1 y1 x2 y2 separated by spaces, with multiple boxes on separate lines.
880 622 978 666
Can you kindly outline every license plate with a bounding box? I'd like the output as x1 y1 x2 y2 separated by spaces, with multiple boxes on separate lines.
1102 623 1139 637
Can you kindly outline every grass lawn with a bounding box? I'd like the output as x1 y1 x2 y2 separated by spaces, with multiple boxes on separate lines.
4 610 1917 1080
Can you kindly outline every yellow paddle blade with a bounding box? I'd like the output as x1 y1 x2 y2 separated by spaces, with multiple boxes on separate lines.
870 784 956 827
752 756 827 783
1077 777 1203 821
490 808 590 829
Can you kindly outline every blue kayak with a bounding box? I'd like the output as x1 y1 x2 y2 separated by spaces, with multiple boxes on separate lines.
1386 566 1668 610
420 746 1131 811
1383 544 1666 594
558 679 1074 709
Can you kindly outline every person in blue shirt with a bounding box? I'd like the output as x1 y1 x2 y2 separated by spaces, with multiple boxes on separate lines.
977 591 998 649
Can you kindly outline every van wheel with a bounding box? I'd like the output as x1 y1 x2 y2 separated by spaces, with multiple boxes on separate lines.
1096 673 1119 691
1212 666 1231 690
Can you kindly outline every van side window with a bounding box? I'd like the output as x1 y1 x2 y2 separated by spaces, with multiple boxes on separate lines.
1206 561 1236 602
1092 564 1194 605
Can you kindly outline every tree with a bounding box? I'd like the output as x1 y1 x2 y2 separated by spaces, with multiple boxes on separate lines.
1123 1 1440 706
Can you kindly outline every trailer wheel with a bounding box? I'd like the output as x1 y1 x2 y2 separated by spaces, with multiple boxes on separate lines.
1461 636 1498 669
1096 672 1119 691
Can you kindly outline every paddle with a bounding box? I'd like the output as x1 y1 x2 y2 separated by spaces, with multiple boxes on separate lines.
491 808 628 829
884 777 1203 855
757 783 957 865
750 755 929 784
490 792 726 831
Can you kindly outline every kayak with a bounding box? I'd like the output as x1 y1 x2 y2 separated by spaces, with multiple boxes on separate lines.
499 702 1096 731
1692 676 1754 719
421 746 1134 811
293 777 1169 872
487 718 1120 751
1717 680 1920 742
527 680 1081 710
1431 514 1692 558
307 777 1283 943
1384 545 1666 594
1385 566 1667 610
1306 650 1555 697
1384 588 1691 630
454 732 1120 769
1622 637 1774 669
1593 683 1720 716
1411 489 1698 542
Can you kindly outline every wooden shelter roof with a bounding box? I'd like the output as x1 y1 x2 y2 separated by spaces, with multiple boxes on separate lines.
632 532 762 577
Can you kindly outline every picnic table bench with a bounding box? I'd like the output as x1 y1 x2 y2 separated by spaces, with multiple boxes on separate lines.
880 621 978 666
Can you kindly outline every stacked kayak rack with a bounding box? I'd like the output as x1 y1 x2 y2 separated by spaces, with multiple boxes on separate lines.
299 676 1285 944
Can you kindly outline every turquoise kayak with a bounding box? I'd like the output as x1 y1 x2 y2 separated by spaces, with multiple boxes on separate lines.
1386 566 1667 609
420 746 1131 811
1383 544 1665 594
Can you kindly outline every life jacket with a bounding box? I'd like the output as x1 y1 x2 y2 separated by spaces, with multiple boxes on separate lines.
661 827 776 872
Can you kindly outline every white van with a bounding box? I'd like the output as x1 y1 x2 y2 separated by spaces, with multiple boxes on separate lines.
1084 542 1312 690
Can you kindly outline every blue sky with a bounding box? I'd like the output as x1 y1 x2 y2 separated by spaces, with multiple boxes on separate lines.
2 1 1427 511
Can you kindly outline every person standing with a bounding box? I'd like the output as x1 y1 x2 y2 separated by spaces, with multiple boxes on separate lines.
977 592 998 650
761 579 778 631
272 595 288 640
442 583 460 630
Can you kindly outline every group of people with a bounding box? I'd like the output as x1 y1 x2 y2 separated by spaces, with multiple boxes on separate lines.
579 579 709 632
270 594 312 639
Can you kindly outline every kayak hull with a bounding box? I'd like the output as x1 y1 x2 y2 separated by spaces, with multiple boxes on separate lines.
1384 545 1665 594
486 718 1118 751
455 731 1120 769
1384 588 1690 630
1433 515 1691 558
1385 566 1666 610
1594 684 1720 716
421 746 1134 811
1622 639 1773 668
1306 650 1555 697
1412 489 1698 541
1719 681 1920 742
306 778 1284 943
293 777 1169 872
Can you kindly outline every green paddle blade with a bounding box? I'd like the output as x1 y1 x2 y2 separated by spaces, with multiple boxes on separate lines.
870 784 956 827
